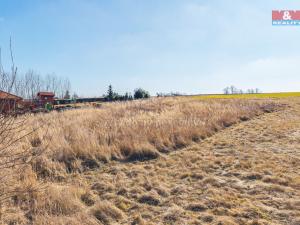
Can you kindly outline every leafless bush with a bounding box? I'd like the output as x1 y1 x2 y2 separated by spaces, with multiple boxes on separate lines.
0 39 45 215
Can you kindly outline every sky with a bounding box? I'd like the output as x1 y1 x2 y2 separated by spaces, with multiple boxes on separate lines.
0 0 300 96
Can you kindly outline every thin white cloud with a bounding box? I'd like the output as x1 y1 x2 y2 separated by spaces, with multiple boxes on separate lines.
211 57 300 93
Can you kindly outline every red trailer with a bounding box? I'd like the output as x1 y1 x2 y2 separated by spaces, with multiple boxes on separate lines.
0 91 23 113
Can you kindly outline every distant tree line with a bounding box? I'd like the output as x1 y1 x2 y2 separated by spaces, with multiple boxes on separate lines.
11 71 71 99
105 85 150 102
156 92 184 97
1 44 71 99
223 85 261 95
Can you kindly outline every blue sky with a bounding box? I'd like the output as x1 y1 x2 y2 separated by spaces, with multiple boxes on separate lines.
0 0 300 96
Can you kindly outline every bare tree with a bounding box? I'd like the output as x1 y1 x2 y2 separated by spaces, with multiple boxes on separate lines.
11 71 71 100
63 78 71 97
247 89 254 94
0 39 44 212
0 39 16 93
223 87 230 95
224 86 261 95
230 85 238 94
50 74 59 95
44 74 52 92
57 77 64 98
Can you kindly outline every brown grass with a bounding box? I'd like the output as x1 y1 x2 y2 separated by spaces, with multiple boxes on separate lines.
3 97 297 225
26 97 278 177
91 201 125 224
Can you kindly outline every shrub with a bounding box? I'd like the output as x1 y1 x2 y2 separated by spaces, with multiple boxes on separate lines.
134 88 150 99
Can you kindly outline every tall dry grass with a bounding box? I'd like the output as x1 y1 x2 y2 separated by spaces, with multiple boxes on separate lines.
26 97 278 177
1 97 284 224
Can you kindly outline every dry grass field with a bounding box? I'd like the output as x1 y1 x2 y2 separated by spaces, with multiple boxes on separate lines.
1 97 300 225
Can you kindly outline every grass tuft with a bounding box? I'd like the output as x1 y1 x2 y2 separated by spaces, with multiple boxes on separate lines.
91 201 124 224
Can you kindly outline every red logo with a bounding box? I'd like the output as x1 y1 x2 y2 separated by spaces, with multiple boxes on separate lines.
272 10 300 20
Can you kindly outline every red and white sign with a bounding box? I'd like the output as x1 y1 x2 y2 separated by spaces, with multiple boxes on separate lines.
272 10 300 25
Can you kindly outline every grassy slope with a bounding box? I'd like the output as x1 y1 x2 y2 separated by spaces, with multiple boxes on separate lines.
3 97 300 225
76 98 300 225
27 98 278 177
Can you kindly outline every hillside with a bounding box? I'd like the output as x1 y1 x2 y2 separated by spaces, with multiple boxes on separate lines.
2 98 299 225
